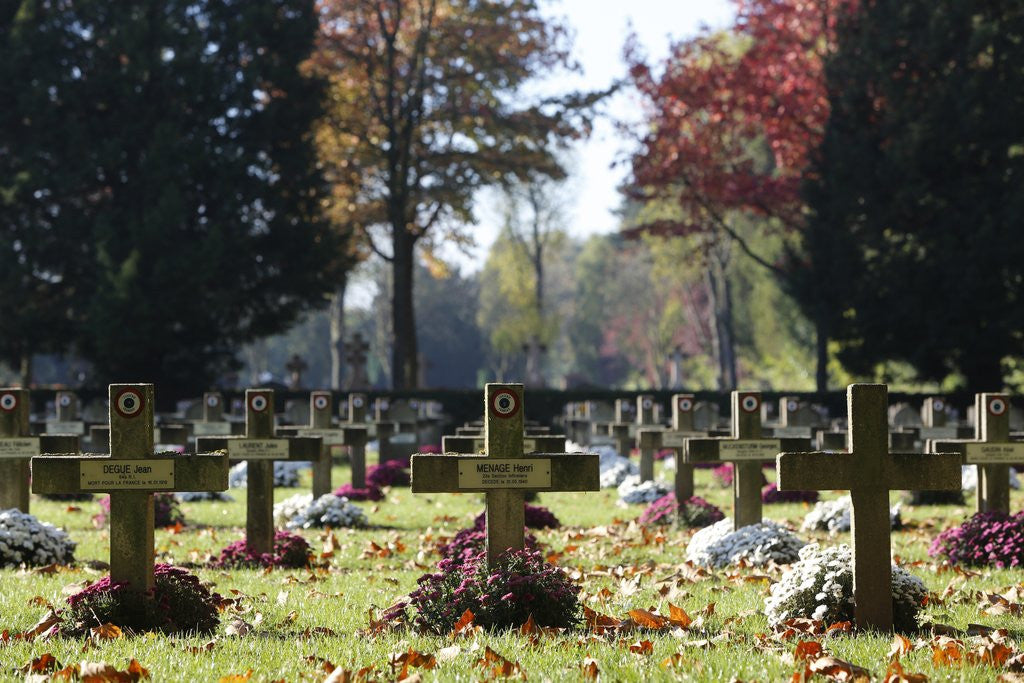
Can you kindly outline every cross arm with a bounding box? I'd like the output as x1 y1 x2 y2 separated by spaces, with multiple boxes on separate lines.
410 453 599 493
682 437 723 464
31 452 229 494
777 450 857 491
196 435 323 461
881 452 962 490
926 439 969 457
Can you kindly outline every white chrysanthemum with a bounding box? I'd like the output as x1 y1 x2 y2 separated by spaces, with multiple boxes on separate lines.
273 493 314 526
284 494 368 529
567 441 638 487
801 496 902 534
686 518 805 569
617 475 671 504
765 543 926 631
0 509 76 567
229 461 310 488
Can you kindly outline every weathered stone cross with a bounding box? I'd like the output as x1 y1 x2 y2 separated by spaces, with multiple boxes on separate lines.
191 392 233 437
0 388 80 512
32 384 228 590
278 391 368 494
929 392 1018 514
777 384 961 631
195 389 321 556
684 391 812 528
638 393 715 500
412 384 599 568
45 391 86 436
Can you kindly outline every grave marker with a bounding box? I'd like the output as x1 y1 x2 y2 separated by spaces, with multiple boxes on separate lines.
929 392 1017 513
278 391 368 493
345 332 370 390
195 389 321 556
46 391 86 436
412 384 598 567
637 394 713 498
191 392 233 437
777 384 961 631
684 391 812 528
285 354 308 390
32 384 228 590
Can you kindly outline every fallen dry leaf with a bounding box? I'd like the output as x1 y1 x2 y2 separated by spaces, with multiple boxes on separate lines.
809 655 871 681
581 657 599 680
883 659 928 683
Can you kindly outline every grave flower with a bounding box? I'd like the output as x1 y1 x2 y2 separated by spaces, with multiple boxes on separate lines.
215 529 311 569
228 461 308 488
801 495 903 535
761 482 819 504
929 510 1024 568
366 459 411 488
438 526 539 565
94 493 185 529
59 563 220 637
765 543 926 633
332 483 384 501
402 547 581 633
287 493 369 529
568 442 637 488
616 475 671 504
175 491 234 502
473 503 560 530
686 518 806 568
0 509 76 567
637 493 724 528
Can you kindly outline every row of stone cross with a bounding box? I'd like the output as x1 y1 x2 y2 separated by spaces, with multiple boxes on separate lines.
0 382 1018 634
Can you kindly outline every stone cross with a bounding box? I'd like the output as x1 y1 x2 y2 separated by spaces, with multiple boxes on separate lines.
777 384 961 631
929 392 1017 514
0 389 79 512
195 389 321 556
191 392 233 437
344 332 371 390
412 384 599 568
373 398 395 465
278 391 368 494
46 391 86 436
32 384 228 590
638 394 712 498
684 391 812 529
286 354 308 390
442 433 565 455
347 393 368 423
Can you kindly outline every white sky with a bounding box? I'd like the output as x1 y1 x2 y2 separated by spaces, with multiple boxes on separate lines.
444 0 736 273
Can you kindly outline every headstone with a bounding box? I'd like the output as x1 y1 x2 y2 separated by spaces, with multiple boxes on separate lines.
929 393 1017 514
46 391 86 436
191 392 232 437
637 394 658 426
278 391 368 493
411 384 599 568
32 384 228 590
684 391 812 528
777 384 961 631
347 393 368 423
772 397 814 437
0 389 80 512
639 394 711 498
195 389 321 556
285 354 308 390
344 332 371 390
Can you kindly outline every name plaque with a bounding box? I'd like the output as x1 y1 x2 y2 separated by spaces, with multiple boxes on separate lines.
297 429 346 446
661 432 701 448
965 442 1024 464
720 439 782 461
458 458 551 489
81 460 174 490
228 440 288 460
193 422 232 437
0 438 39 459
46 421 86 435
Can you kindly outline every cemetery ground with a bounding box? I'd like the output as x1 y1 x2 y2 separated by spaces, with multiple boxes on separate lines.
1 456 1022 682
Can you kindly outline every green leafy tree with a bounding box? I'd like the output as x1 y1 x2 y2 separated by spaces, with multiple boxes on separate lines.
309 0 608 388
0 1 339 395
795 0 1024 392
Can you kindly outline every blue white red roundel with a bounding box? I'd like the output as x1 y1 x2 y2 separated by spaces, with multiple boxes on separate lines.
490 390 520 419
114 388 144 418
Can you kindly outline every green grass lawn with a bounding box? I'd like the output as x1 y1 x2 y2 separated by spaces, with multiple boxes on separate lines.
1 457 1021 682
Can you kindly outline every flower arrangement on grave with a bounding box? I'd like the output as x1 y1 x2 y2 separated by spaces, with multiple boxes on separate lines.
94 493 185 529
473 504 560 530
392 548 581 633
332 483 384 501
438 526 539 565
765 544 926 633
175 491 234 503
713 463 771 488
616 475 671 504
418 444 441 453
801 496 903 535
0 509 76 567
215 529 311 569
686 518 806 569
366 459 411 488
761 483 819 504
58 563 220 637
637 493 724 528
228 461 308 489
274 493 368 529
929 511 1024 568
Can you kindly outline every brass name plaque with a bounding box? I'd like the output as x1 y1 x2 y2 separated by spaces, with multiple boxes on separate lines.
458 458 551 489
297 429 346 446
193 422 232 436
720 439 782 461
81 460 175 490
228 439 288 460
0 438 39 459
46 421 86 435
965 443 1024 464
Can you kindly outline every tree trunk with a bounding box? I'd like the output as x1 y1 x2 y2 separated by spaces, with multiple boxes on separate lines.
962 354 1004 394
328 274 348 390
706 249 737 390
391 230 419 389
719 266 738 388
815 316 829 393
19 352 32 388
